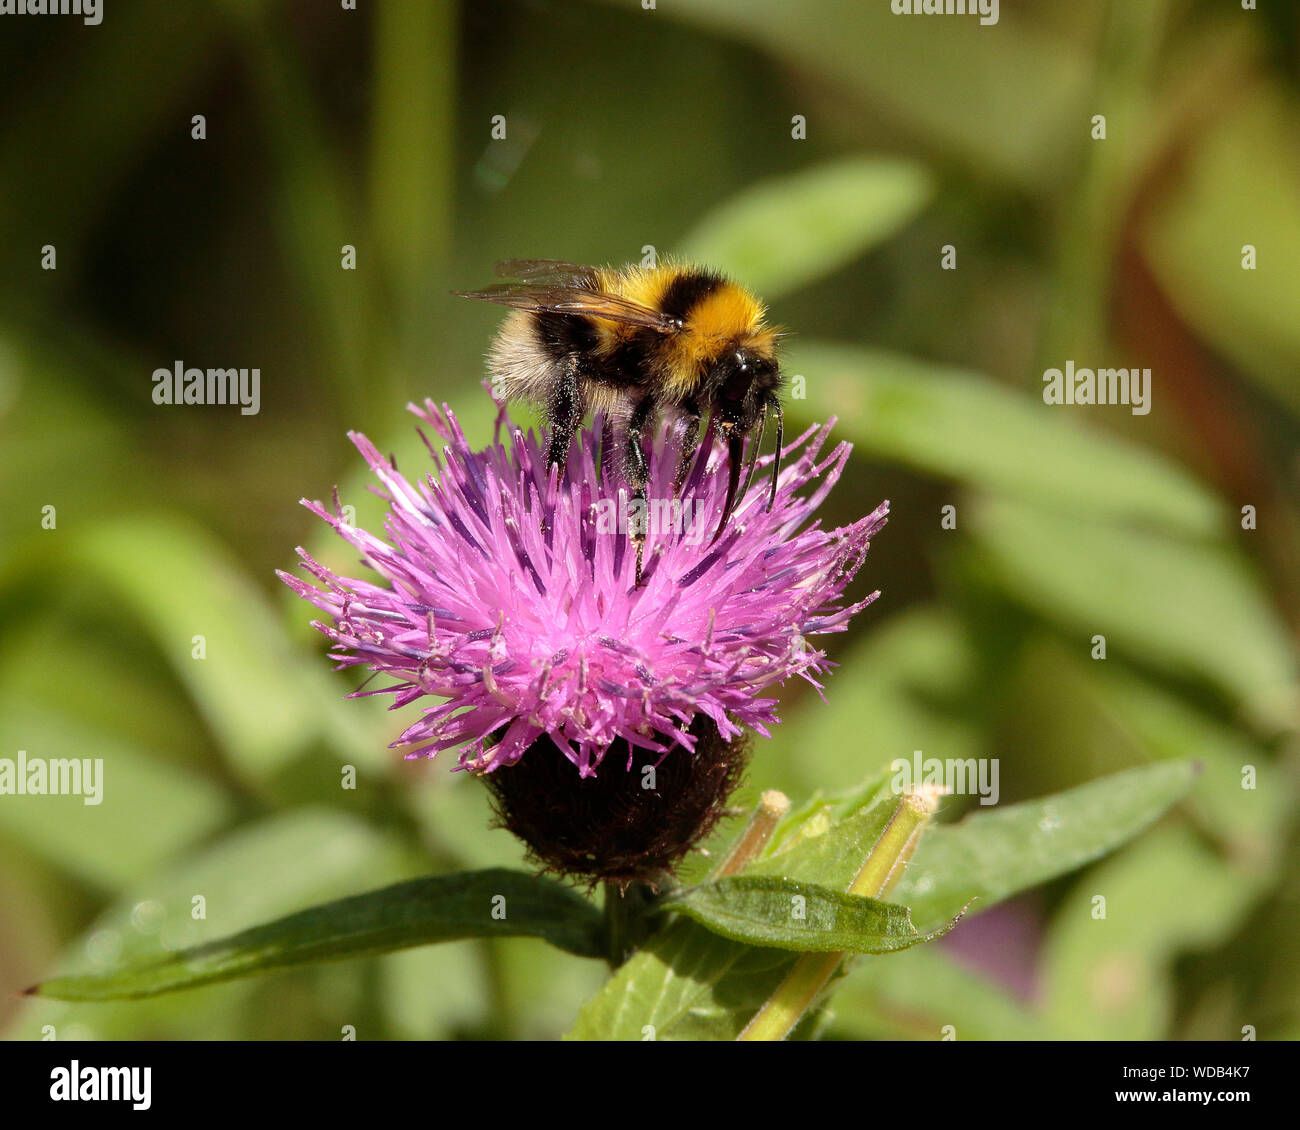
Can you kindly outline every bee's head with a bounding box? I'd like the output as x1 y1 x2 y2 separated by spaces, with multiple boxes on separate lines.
710 346 781 434
706 344 785 544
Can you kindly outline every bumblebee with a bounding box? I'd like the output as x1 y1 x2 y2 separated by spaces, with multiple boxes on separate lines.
456 259 784 578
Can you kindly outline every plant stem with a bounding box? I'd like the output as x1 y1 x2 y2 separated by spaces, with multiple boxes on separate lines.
712 790 791 879
738 789 939 1041
603 881 652 968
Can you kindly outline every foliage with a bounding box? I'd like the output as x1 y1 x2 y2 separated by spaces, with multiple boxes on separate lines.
1 0 1295 1040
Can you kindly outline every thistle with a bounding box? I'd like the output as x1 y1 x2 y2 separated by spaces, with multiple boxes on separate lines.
280 399 888 884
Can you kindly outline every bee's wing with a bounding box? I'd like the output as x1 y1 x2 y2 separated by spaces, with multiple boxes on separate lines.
455 280 676 333
493 259 598 283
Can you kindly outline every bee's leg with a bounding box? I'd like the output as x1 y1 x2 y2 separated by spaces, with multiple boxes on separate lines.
766 395 784 510
738 396 768 501
709 425 745 546
671 401 702 497
543 359 583 473
623 397 656 585
598 411 617 488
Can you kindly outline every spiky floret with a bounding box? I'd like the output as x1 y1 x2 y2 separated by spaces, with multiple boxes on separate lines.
279 399 888 778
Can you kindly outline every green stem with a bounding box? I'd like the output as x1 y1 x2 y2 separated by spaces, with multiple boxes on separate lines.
712 790 791 879
603 881 652 969
738 790 938 1041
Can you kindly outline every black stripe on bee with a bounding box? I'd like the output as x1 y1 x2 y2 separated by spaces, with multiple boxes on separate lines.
603 333 657 389
533 310 600 363
657 270 725 324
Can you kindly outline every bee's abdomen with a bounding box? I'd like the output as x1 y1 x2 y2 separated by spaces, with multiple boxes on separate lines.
533 310 599 362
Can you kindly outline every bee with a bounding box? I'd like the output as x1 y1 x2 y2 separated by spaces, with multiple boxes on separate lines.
456 259 784 580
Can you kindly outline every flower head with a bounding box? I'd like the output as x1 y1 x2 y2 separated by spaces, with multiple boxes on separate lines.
281 399 888 779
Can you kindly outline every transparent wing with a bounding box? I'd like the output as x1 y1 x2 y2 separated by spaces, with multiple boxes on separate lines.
455 278 674 333
493 259 598 283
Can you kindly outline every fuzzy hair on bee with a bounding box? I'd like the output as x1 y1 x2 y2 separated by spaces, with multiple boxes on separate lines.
456 259 785 581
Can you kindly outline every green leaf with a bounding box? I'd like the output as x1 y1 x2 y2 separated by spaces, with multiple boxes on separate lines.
1084 664 1290 868
759 761 1201 924
0 706 232 891
31 868 603 1001
571 761 1196 1038
1040 825 1255 1039
749 786 896 882
1004 634 1290 878
567 789 906 1041
9 809 413 1040
679 157 933 299
0 339 124 551
651 0 1089 191
968 496 1297 731
660 875 951 954
24 514 388 781
894 760 1199 930
787 341 1223 536
566 920 797 1041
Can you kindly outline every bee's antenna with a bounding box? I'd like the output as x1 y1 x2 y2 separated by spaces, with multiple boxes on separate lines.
710 427 744 545
766 396 783 511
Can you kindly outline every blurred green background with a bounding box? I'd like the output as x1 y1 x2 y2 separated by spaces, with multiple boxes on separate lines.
1 0 1297 1040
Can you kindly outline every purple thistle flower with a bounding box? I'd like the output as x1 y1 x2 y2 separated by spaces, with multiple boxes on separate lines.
280 399 888 782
